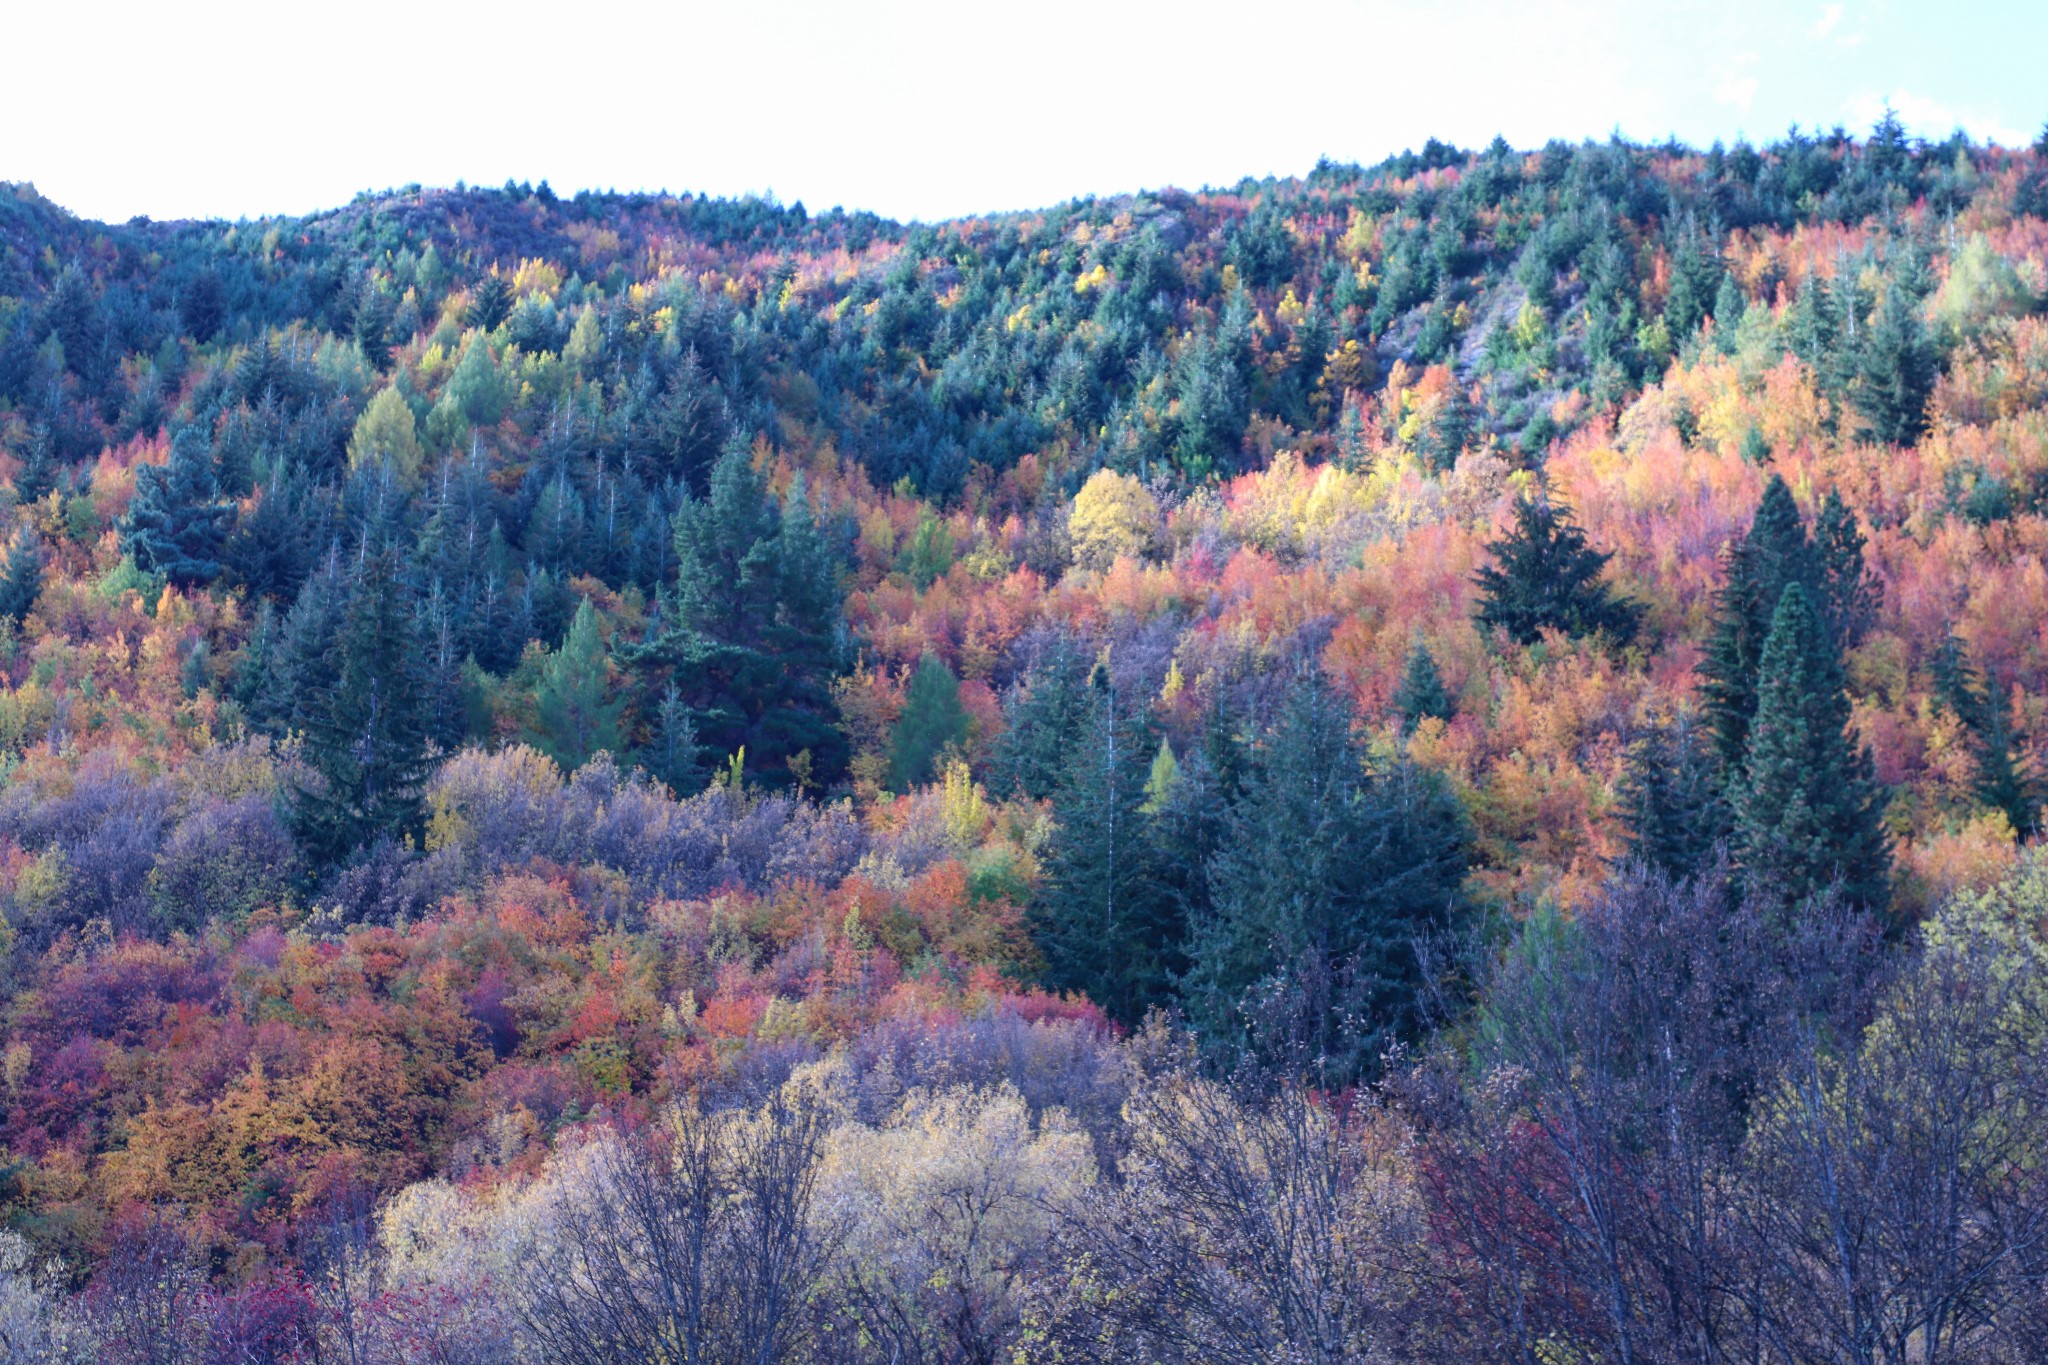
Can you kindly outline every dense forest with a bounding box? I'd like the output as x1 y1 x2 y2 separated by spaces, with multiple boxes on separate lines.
4 114 2048 1360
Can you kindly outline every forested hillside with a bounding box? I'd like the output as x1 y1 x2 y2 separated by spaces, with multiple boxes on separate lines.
4 117 2048 1360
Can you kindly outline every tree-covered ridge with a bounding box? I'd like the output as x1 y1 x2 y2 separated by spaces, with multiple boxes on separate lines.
3 116 2048 1358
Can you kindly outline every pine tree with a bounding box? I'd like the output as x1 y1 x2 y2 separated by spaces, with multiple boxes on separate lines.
1616 709 1729 879
1182 670 1467 1079
1730 584 1890 913
1473 494 1642 646
1391 640 1454 732
1031 672 1179 1023
291 547 432 862
531 597 624 772
1812 488 1875 647
887 652 969 791
126 426 233 587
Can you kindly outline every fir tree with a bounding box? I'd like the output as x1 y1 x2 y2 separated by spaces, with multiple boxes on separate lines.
1855 273 1937 445
0 534 43 624
990 637 1092 801
466 271 513 331
887 652 969 791
638 442 846 788
1813 488 1876 647
1700 475 1819 769
532 597 624 772
1730 584 1891 913
1616 708 1729 879
646 683 705 797
1391 640 1455 732
126 426 233 586
1473 494 1642 646
1933 628 2040 837
1031 671 1179 1024
1182 670 1468 1080
291 546 432 862
12 425 57 506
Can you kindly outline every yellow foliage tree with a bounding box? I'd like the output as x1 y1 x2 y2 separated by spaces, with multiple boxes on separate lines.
347 385 425 483
1069 468 1161 572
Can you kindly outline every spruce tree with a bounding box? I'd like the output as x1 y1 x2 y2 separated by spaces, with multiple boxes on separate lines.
1031 670 1179 1024
1616 708 1729 879
466 272 513 331
1730 584 1890 912
1933 628 2040 836
291 546 432 862
990 637 1091 801
1473 494 1642 646
0 534 42 624
12 425 57 506
887 652 969 791
646 684 706 797
1392 640 1454 732
532 597 625 772
639 442 846 788
127 426 233 587
1182 670 1468 1079
1700 475 1819 769
1855 274 1937 445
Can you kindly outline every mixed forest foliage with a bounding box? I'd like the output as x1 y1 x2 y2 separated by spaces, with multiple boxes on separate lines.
5 114 2048 1359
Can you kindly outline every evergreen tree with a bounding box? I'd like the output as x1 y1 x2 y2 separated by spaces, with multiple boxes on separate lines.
1473 494 1642 646
1616 708 1729 879
126 426 233 586
645 683 705 797
1813 488 1875 646
531 597 624 772
0 534 43 624
12 425 57 505
887 651 969 791
1031 670 1180 1023
466 272 513 331
1182 670 1468 1079
1730 584 1890 912
1700 475 1819 769
1141 737 1181 814
252 547 346 733
291 547 432 862
638 442 846 788
1391 640 1455 732
1855 273 1937 445
1933 628 2040 837
990 637 1092 801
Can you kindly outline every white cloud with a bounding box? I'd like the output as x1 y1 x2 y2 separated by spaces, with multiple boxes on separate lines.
1844 91 2029 147
1814 3 1844 38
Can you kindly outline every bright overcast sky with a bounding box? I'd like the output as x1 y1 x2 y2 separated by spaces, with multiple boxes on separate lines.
6 0 2044 226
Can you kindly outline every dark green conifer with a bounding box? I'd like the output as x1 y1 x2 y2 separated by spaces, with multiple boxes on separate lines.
1031 673 1179 1024
990 638 1091 801
1730 583 1890 912
1855 275 1937 445
466 272 513 331
292 546 433 862
126 426 234 586
1473 494 1642 646
1391 641 1455 732
532 597 625 772
1616 708 1729 879
0 534 43 624
1182 670 1468 1079
1700 475 1817 769
1933 628 2040 837
887 652 969 790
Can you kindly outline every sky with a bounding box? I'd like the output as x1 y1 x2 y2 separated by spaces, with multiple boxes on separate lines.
5 0 2044 226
